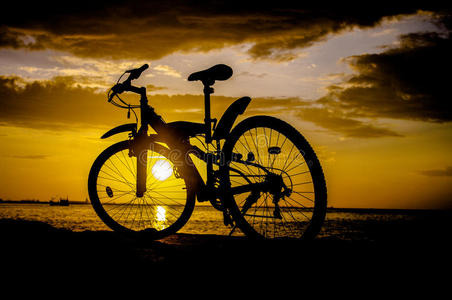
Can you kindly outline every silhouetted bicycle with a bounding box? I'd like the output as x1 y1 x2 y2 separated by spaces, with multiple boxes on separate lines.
88 64 327 240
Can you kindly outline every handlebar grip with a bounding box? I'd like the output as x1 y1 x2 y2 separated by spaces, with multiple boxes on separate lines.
138 64 149 72
111 83 125 94
126 64 149 73
126 64 149 80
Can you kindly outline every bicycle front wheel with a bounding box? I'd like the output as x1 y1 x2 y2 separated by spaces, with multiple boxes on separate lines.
221 116 327 240
88 140 195 239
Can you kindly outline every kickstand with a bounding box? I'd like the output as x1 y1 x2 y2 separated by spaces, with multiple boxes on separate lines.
229 224 237 236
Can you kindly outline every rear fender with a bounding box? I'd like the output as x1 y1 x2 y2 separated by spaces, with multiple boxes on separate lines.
212 97 251 140
101 123 137 139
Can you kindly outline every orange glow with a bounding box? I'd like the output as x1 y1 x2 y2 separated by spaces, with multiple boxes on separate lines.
1 9 451 211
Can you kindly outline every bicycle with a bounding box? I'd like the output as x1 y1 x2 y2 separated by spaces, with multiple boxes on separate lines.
88 64 327 240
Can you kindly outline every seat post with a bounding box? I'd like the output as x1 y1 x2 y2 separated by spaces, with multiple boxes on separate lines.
203 82 214 144
202 82 215 194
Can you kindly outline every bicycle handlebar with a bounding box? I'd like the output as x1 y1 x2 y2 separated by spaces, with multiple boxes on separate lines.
108 64 149 102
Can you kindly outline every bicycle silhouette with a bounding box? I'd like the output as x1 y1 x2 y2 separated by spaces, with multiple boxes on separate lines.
88 64 327 240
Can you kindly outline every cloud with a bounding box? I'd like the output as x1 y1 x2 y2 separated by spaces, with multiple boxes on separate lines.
237 71 268 78
0 75 308 129
153 65 181 78
222 95 403 138
297 107 402 138
418 166 452 177
15 55 150 90
146 84 166 92
316 13 452 124
0 2 437 61
0 75 117 129
0 74 404 138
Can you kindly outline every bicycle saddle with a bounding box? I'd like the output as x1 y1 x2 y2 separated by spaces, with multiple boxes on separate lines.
188 64 233 84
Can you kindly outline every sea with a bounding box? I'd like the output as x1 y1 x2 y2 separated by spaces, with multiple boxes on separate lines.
0 203 447 241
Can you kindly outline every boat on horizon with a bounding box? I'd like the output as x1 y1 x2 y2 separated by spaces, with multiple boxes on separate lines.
49 196 70 206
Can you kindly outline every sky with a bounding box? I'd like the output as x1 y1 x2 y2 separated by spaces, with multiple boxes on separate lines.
0 2 451 209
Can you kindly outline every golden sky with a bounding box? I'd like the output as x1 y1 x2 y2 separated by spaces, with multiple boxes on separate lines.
1 3 451 209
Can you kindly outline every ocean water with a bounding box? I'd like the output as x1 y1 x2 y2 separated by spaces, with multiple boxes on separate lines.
0 203 437 240
0 203 235 235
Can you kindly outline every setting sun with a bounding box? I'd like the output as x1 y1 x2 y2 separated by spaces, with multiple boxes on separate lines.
151 159 173 181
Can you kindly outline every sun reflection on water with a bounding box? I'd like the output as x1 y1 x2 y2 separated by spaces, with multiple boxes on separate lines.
156 205 166 222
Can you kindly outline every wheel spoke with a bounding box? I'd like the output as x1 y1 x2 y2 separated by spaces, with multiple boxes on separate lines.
224 117 326 239
90 142 192 236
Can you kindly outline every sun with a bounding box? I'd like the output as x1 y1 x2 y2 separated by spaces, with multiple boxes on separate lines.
151 159 173 181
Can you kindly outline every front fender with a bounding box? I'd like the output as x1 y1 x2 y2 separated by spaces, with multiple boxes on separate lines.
101 123 137 139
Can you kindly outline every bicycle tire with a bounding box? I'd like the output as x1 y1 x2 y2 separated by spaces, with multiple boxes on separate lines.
221 116 327 240
88 140 195 239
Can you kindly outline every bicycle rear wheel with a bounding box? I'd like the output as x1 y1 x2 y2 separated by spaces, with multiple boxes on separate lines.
221 116 327 240
88 140 195 239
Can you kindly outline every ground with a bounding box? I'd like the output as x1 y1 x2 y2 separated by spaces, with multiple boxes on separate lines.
0 213 451 288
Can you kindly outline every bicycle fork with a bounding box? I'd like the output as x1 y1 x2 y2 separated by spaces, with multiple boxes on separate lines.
136 148 147 197
133 127 149 197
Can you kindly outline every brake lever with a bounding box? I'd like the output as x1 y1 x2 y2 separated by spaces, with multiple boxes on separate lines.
108 64 148 102
108 83 126 102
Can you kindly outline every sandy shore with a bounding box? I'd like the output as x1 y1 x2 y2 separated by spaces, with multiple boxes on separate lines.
1 213 451 284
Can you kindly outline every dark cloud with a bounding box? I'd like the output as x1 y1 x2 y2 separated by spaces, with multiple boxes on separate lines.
297 107 402 138
418 166 452 177
0 75 308 130
0 2 436 61
317 13 452 124
1 74 397 139
0 76 120 129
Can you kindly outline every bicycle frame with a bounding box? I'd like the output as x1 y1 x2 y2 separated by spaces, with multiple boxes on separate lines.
103 82 255 201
